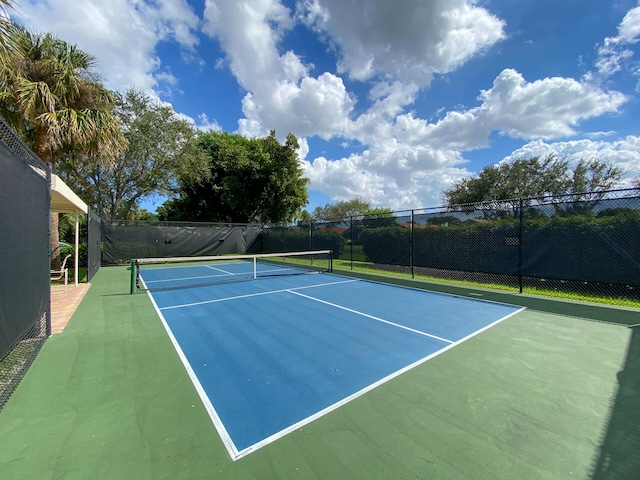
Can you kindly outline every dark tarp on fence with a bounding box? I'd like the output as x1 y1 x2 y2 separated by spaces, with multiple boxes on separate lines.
0 125 50 359
100 189 639 301
101 221 262 264
258 190 640 301
87 209 101 281
0 117 50 410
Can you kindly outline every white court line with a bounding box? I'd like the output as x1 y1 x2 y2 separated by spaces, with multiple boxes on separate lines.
143 270 251 285
289 290 454 344
139 277 241 459
231 305 526 460
144 266 308 286
146 269 526 461
204 264 236 275
158 279 360 311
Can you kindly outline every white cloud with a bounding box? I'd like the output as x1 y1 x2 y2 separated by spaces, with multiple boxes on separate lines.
594 5 640 78
14 0 200 92
13 0 639 211
303 66 630 209
302 150 469 210
239 72 355 139
302 134 470 210
501 136 640 187
388 69 627 152
476 69 627 140
203 0 355 139
196 113 222 131
297 0 506 86
202 0 509 142
617 5 640 43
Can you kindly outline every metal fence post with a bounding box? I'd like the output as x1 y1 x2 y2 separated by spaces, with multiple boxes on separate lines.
518 198 524 294
46 162 52 336
411 210 415 279
350 216 354 270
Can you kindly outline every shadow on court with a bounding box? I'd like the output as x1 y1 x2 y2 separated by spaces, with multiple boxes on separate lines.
590 325 640 479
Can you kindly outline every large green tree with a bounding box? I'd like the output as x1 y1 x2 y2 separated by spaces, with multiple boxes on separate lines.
58 89 206 219
158 130 308 223
0 27 126 266
443 155 624 210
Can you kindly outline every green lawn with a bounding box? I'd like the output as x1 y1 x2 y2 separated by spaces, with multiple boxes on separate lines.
333 259 640 309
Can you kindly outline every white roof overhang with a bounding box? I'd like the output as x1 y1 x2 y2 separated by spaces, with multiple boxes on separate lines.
51 174 88 214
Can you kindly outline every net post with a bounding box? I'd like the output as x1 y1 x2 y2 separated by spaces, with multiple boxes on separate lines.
253 256 257 279
130 260 137 294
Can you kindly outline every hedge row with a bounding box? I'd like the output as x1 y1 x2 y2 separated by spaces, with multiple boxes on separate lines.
263 229 347 257
358 212 640 286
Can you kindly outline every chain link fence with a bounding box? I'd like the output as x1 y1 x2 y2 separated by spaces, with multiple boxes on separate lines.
0 117 51 411
87 210 101 281
100 189 639 306
265 189 640 305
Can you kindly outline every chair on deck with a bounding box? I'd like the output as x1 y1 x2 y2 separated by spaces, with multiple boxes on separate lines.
51 254 72 293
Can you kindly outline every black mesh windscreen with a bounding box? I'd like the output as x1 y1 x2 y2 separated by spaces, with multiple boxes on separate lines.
102 221 262 263
87 210 101 281
356 213 412 273
520 197 640 298
0 118 51 411
104 190 639 303
258 193 639 303
411 208 521 288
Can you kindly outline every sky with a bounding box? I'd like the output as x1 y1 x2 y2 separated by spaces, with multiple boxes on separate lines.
12 0 640 213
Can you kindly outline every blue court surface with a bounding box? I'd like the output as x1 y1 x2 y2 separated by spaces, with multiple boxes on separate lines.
143 270 524 460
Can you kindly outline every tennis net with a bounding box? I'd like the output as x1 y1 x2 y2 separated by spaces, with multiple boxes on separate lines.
131 250 333 293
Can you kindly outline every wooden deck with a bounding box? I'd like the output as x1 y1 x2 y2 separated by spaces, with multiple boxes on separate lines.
50 283 91 334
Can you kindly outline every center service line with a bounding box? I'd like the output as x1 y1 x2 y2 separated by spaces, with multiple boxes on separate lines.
288 290 454 344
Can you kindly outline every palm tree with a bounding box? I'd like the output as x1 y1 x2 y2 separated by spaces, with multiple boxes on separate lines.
0 0 14 48
0 26 126 268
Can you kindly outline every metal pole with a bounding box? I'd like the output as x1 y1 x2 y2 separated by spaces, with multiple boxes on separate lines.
518 198 524 294
74 212 80 286
130 260 137 294
46 162 52 336
411 210 414 279
350 216 354 270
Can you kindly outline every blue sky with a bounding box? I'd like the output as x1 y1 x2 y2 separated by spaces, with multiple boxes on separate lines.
14 0 640 213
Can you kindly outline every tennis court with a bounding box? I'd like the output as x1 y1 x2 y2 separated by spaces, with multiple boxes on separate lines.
0 263 637 479
137 253 523 459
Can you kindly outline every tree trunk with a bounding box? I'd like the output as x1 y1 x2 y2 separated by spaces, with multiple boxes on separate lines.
35 129 60 269
50 212 61 270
